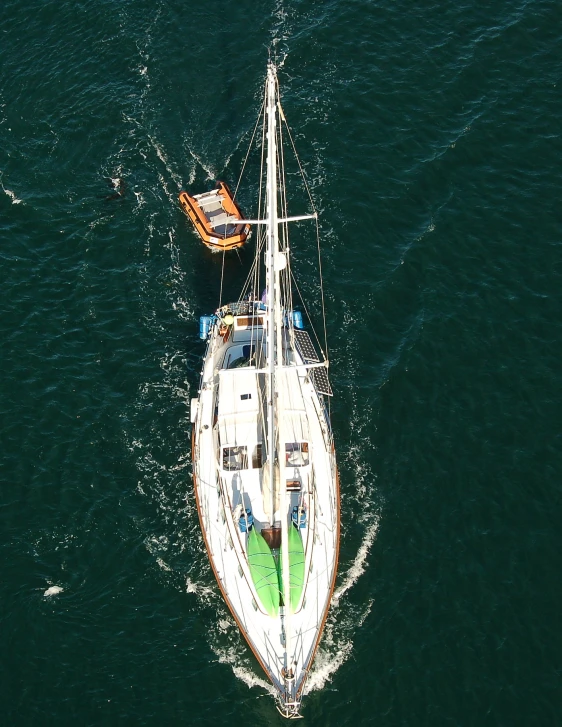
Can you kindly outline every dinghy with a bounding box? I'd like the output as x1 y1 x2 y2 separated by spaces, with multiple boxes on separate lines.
179 181 250 251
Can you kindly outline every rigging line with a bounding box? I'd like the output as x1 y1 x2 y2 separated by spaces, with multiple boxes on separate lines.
240 213 265 298
289 268 327 361
233 98 265 200
239 86 267 303
256 94 267 296
240 109 267 300
219 244 226 308
239 194 267 300
278 98 316 213
277 103 293 323
241 249 258 298
314 213 329 366
258 92 267 226
277 82 329 370
236 88 268 302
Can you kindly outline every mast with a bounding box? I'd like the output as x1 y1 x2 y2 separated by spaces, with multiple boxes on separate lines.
264 63 294 696
265 64 277 528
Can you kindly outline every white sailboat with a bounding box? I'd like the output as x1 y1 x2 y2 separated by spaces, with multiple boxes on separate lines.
190 63 339 718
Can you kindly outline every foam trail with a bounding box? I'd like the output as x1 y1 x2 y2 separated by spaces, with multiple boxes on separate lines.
172 297 194 321
221 120 262 173
186 146 216 182
303 641 353 694
302 516 380 694
110 164 123 190
183 570 278 697
158 173 176 206
185 578 215 604
1 174 23 204
44 585 63 597
187 162 197 186
333 516 380 604
149 135 183 188
231 665 277 696
212 632 277 696
270 0 291 66
4 189 22 204
304 597 374 695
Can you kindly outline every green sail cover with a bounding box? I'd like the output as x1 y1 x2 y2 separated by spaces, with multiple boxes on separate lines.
278 524 306 613
247 528 280 618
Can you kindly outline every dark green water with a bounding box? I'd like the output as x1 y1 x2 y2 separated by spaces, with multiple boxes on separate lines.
1 1 561 724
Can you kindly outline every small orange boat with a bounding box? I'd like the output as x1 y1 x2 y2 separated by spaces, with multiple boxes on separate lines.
179 181 250 251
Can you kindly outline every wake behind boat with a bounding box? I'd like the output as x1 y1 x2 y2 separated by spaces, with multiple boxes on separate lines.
190 64 339 717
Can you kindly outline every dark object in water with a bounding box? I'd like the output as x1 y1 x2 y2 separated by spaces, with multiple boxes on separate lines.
105 177 126 201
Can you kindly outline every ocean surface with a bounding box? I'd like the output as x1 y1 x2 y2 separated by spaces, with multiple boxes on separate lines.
1 1 561 724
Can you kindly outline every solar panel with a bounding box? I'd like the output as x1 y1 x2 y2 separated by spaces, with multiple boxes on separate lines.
293 330 332 396
311 367 333 397
294 330 319 363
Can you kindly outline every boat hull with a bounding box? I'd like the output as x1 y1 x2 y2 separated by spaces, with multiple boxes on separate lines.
179 181 250 251
191 310 339 715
